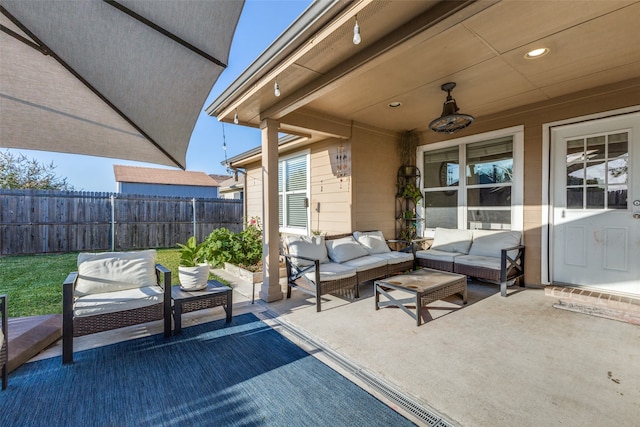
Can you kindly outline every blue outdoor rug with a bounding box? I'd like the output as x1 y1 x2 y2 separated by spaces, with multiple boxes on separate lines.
1 313 415 426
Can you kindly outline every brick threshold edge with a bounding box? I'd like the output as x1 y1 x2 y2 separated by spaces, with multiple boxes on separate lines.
545 285 640 326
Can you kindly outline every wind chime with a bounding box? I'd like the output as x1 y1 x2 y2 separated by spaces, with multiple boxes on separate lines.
336 143 350 189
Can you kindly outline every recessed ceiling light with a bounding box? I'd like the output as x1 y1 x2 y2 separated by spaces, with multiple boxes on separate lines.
388 101 402 108
525 47 549 59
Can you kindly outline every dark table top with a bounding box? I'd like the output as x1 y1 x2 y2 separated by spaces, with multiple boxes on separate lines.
171 280 231 301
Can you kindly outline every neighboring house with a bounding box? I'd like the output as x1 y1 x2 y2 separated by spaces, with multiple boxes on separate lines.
217 175 244 201
114 165 220 198
206 1 640 301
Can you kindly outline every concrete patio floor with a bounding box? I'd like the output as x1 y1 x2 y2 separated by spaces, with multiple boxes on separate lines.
30 269 639 427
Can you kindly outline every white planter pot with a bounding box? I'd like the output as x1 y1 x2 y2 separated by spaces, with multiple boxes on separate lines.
178 263 210 291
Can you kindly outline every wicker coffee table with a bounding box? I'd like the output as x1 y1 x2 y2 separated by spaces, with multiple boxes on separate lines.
171 280 232 334
375 268 467 326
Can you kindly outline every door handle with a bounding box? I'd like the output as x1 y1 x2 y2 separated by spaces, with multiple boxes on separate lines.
633 213 640 219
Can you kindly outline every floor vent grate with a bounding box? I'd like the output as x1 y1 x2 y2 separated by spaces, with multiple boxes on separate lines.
260 309 456 427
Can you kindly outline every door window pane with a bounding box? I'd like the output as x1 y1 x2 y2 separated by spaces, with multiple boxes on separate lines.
586 135 606 161
607 185 628 209
567 188 583 209
586 186 605 209
565 131 629 209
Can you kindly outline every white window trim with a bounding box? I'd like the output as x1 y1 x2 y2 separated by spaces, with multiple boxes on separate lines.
417 126 524 237
278 150 310 235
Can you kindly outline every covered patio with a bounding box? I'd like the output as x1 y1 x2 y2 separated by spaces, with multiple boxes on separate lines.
22 274 640 426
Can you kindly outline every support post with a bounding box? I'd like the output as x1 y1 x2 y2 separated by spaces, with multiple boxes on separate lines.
259 118 283 302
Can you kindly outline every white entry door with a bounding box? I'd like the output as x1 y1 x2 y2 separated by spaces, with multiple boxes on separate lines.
551 112 640 295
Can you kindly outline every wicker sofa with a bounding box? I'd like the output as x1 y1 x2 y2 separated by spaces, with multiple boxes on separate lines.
283 231 414 311
62 250 171 364
1 294 7 390
415 228 525 297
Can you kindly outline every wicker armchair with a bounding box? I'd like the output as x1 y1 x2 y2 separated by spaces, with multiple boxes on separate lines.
62 250 171 364
1 294 7 390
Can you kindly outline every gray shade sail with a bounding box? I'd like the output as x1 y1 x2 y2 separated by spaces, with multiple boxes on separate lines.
0 0 244 169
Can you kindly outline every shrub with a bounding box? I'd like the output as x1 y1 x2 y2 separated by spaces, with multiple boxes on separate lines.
203 217 263 268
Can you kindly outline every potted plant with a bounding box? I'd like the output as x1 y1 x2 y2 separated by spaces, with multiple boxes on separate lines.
401 182 423 205
177 236 209 291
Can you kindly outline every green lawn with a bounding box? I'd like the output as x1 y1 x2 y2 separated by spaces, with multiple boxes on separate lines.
0 249 225 318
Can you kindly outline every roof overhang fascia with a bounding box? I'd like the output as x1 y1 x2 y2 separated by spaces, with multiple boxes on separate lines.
222 134 308 168
205 0 363 121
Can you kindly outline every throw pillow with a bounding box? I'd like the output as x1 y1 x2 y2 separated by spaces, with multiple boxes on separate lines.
75 249 157 296
325 236 369 263
285 235 329 266
353 231 391 254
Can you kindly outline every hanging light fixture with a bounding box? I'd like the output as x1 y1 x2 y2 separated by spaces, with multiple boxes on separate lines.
274 78 281 97
233 109 239 124
428 82 474 134
352 16 361 45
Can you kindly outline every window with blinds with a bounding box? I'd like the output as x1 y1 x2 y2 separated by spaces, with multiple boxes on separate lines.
278 153 309 232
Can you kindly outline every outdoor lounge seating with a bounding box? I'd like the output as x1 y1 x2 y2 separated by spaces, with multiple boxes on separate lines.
283 231 414 311
1 294 7 390
62 250 171 364
415 228 525 297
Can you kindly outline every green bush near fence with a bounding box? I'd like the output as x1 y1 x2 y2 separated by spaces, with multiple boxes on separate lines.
202 217 263 270
0 249 226 318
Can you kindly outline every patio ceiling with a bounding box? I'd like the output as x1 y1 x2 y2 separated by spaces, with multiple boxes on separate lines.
207 0 640 141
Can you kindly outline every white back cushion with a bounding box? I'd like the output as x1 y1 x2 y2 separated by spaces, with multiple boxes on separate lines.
285 235 329 266
431 228 473 254
353 231 390 254
469 230 522 258
326 236 369 263
75 250 157 296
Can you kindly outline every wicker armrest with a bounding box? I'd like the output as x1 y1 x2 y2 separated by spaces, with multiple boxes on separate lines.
500 244 525 283
283 254 320 281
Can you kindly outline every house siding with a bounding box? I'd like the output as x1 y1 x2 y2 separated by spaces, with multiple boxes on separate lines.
351 124 398 238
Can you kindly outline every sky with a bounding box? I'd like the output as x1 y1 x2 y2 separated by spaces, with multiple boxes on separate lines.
3 0 313 193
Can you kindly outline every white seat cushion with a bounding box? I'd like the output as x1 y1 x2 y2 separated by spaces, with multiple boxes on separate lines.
371 251 414 265
454 255 502 270
75 250 157 296
342 255 387 272
415 249 463 263
303 262 356 283
73 285 164 317
353 231 391 254
285 235 329 266
431 228 473 254
469 230 521 259
326 236 369 263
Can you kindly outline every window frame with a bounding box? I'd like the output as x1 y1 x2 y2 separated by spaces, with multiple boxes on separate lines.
417 126 524 237
278 150 310 235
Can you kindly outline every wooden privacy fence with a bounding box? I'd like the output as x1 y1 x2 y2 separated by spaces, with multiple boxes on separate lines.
0 189 243 255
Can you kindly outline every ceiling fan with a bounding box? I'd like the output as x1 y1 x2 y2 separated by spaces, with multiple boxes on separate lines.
429 82 474 134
